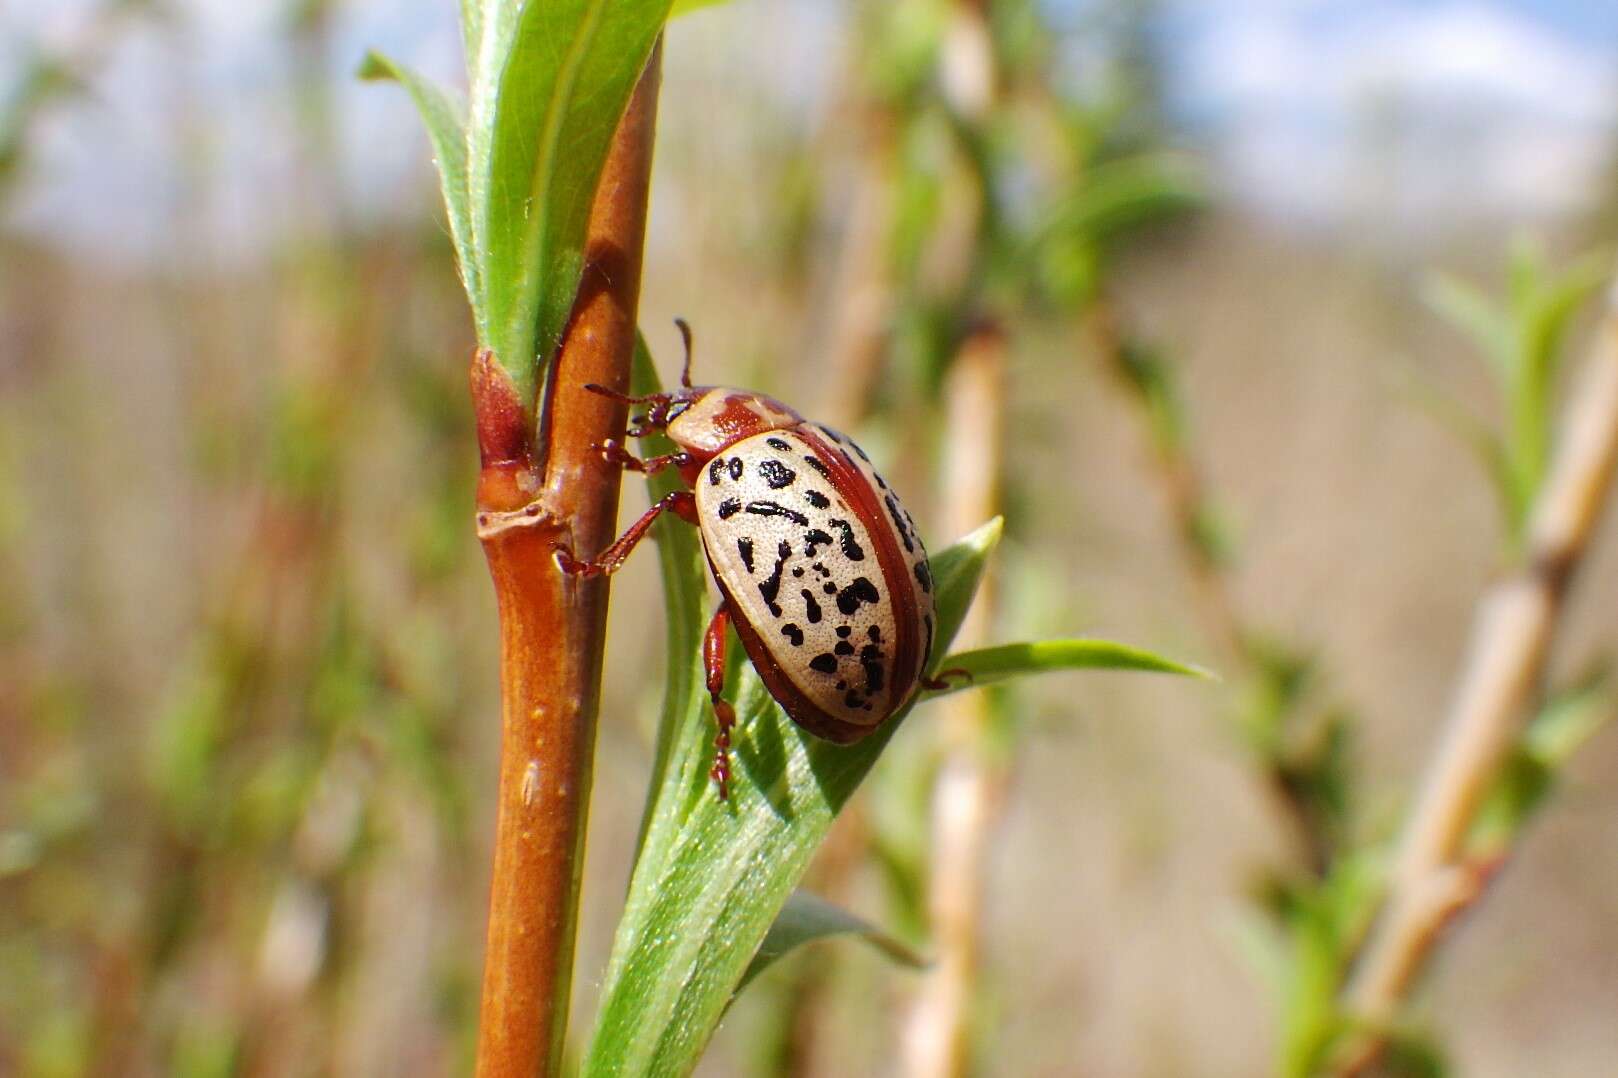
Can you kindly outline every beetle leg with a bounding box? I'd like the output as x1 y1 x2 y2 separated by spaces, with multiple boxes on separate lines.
595 439 692 476
555 490 697 577
703 601 737 801
918 667 973 693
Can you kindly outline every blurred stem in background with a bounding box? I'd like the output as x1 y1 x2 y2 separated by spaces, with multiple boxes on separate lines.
1336 267 1618 1075
761 0 1203 1073
900 321 1006 1077
1084 294 1356 879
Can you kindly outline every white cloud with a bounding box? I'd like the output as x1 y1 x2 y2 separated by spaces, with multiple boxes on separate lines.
1175 0 1618 228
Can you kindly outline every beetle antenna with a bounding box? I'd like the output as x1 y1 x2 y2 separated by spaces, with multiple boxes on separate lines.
674 318 695 388
583 383 668 406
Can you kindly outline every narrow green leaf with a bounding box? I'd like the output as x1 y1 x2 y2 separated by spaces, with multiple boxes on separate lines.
472 1 672 410
583 518 1002 1078
1511 252 1606 506
670 0 732 15
630 333 709 856
923 639 1212 698
459 0 482 83
1421 273 1513 381
1035 152 1204 247
1396 364 1520 533
358 52 482 334
1469 672 1612 857
735 890 924 997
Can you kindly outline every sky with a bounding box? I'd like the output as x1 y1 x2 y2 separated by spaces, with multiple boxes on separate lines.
2 0 1615 262
1160 0 1618 229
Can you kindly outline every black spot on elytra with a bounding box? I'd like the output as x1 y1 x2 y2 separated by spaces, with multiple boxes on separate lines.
835 641 855 656
757 458 796 489
822 582 838 595
812 562 830 577
745 501 809 526
859 643 886 694
758 541 791 617
804 490 830 509
708 458 726 486
844 690 867 709
923 613 935 665
792 567 804 578
800 589 822 624
883 493 914 553
851 441 871 463
835 625 851 638
913 560 932 594
737 537 754 573
836 577 880 616
867 624 883 641
728 457 744 480
803 456 830 478
836 680 847 691
767 437 791 451
827 519 865 561
803 528 833 557
718 498 742 519
809 653 839 674
781 623 804 646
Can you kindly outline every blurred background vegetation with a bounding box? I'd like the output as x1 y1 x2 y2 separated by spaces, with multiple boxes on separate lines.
4 1 1618 1075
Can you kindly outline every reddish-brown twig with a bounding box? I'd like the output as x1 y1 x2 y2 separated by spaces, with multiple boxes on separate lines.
470 44 662 1078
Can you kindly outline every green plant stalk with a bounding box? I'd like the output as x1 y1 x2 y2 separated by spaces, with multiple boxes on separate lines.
470 45 661 1078
583 520 1002 1077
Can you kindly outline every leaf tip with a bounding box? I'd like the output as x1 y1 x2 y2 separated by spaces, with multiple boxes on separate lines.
962 514 1005 554
355 50 393 83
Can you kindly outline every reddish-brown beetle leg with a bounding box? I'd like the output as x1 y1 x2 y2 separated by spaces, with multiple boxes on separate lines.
703 602 736 801
919 667 972 693
596 439 692 476
555 490 697 577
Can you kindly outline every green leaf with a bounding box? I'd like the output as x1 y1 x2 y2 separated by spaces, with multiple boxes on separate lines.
358 53 481 332
1469 671 1612 857
735 890 924 997
922 638 1212 697
629 333 710 856
1035 152 1204 248
1422 273 1512 381
1396 363 1520 531
670 0 732 16
470 1 672 411
1272 853 1382 1078
582 518 1002 1078
1510 250 1606 508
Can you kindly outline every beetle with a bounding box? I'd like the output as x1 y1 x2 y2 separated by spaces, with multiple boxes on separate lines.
557 321 957 798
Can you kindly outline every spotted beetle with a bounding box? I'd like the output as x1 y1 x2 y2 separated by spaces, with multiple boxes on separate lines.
558 321 957 798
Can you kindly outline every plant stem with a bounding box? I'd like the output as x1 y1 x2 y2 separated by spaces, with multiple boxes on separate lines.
1081 298 1242 663
820 109 898 431
900 321 1006 1078
1339 271 1618 1072
1082 297 1344 874
470 43 661 1078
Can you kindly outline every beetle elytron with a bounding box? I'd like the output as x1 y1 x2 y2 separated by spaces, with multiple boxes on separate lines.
558 322 954 798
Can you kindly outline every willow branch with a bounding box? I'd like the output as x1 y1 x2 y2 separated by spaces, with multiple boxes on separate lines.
900 321 1006 1078
1080 296 1349 877
470 43 662 1078
1081 297 1242 661
1339 271 1618 1068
